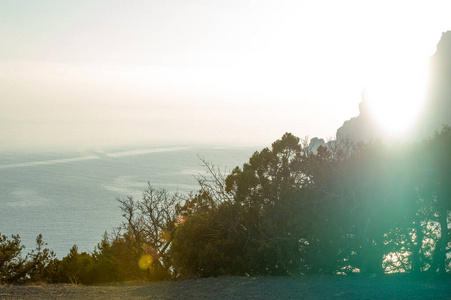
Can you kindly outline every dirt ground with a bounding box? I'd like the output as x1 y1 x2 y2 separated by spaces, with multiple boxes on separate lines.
1 275 450 299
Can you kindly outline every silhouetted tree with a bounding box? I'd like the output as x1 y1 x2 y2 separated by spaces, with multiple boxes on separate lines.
417 126 451 275
113 185 181 280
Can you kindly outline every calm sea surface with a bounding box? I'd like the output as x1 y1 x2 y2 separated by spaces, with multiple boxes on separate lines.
0 145 256 257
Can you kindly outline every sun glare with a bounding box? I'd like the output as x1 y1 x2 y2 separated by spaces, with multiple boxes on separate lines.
364 60 429 139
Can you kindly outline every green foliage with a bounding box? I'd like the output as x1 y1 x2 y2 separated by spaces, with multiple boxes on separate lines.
171 204 252 278
4 129 450 283
171 133 311 276
171 130 451 277
0 234 55 283
26 234 57 282
55 245 95 284
0 234 27 283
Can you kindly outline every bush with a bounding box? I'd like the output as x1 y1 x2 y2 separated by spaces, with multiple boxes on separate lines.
0 233 55 283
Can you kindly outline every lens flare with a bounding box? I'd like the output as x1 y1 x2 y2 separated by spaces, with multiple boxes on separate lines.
138 254 153 270
364 61 428 139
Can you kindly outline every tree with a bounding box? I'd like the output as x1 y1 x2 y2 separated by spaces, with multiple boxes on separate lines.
0 234 28 283
417 126 451 275
56 245 94 284
218 133 311 275
0 234 55 283
113 184 190 280
26 234 56 282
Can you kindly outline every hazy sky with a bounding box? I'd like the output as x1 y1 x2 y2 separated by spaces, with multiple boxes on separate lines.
1 0 451 151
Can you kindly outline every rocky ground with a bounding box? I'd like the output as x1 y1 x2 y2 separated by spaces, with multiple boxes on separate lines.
1 275 450 299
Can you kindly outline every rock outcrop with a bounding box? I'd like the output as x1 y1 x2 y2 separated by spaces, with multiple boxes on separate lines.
308 137 327 153
335 91 380 143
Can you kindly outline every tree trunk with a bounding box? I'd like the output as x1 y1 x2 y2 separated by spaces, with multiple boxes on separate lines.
410 219 424 275
436 208 449 276
431 187 449 276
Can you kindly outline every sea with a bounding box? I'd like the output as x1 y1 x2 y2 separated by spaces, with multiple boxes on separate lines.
0 145 257 258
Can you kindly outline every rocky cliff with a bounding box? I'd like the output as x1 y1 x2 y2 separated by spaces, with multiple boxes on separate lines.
333 31 451 144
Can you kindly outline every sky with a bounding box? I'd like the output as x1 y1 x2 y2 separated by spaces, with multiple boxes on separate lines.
1 0 451 151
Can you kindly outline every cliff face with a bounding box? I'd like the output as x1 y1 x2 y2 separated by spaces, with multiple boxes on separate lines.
309 92 378 150
334 31 451 144
418 31 451 136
